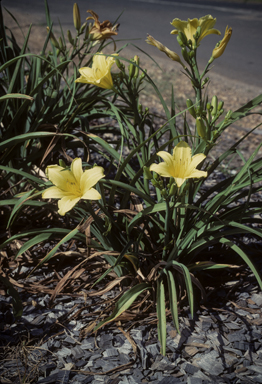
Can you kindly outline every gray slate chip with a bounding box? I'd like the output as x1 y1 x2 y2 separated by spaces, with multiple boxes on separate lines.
251 293 262 307
71 346 85 359
184 363 199 374
188 378 203 384
158 377 183 384
195 350 224 375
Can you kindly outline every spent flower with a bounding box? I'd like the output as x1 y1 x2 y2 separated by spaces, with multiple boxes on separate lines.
42 158 104 216
170 15 221 46
150 141 207 188
75 53 118 90
87 10 118 40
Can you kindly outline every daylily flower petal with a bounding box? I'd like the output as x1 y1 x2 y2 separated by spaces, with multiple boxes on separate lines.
81 166 105 195
42 186 70 199
58 196 81 216
150 162 173 178
82 187 101 200
71 158 83 185
76 67 96 83
186 153 206 176
46 166 75 191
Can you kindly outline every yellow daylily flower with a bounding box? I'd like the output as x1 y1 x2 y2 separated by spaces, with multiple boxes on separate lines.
150 141 207 188
170 15 221 45
42 158 104 216
75 52 118 90
146 34 185 68
211 26 232 60
87 10 118 41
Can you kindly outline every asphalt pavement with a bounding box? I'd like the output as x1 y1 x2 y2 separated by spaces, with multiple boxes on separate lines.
3 0 262 88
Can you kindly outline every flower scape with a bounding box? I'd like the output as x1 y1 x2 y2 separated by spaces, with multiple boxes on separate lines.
1 3 262 379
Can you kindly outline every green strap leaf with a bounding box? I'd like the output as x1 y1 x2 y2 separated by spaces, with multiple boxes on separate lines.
94 282 151 331
157 276 167 355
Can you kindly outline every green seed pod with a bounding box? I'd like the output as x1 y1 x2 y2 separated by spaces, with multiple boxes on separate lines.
196 117 206 139
211 95 218 116
218 101 224 111
206 102 211 111
186 99 196 118
138 104 143 114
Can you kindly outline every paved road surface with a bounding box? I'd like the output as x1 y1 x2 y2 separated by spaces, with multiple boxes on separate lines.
3 0 262 88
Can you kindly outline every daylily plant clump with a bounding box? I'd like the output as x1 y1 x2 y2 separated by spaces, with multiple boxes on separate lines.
2 4 262 358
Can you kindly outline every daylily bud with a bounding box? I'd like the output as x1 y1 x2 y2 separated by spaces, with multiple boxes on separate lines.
115 59 125 71
211 96 218 116
218 101 224 111
186 99 196 118
146 34 185 68
67 30 74 45
84 24 91 40
169 182 177 197
211 26 232 60
46 27 60 49
128 60 135 79
194 26 201 41
59 159 66 168
58 37 65 51
134 55 140 79
143 166 153 180
196 117 206 139
80 22 87 34
201 77 209 88
177 35 185 48
73 3 81 31
140 71 146 81
189 50 195 59
225 110 232 120
181 48 190 63
178 31 187 45
161 189 168 198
